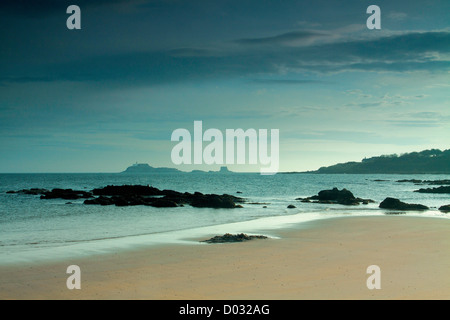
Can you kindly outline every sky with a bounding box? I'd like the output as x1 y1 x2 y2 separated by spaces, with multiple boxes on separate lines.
0 0 449 173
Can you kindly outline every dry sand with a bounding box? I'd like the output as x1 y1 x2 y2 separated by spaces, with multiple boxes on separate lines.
0 215 449 300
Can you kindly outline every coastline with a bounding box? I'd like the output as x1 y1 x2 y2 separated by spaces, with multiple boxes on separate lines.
1 215 449 300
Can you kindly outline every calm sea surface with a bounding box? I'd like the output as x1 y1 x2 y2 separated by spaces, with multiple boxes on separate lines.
0 173 449 265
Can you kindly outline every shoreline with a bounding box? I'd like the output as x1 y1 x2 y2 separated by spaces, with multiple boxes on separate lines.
0 209 385 267
5 208 447 268
1 215 449 299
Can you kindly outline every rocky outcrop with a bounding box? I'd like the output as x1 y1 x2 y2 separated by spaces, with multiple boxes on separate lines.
414 186 450 194
6 188 49 195
92 185 163 196
40 188 93 200
188 193 240 208
7 188 92 200
397 179 423 183
397 179 450 185
7 184 245 209
201 233 268 243
424 180 450 185
379 197 428 211
297 187 375 206
149 199 179 208
84 185 245 209
83 196 115 206
439 205 450 212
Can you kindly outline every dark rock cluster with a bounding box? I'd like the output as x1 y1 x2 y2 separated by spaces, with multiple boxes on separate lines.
6 185 245 209
396 179 423 184
41 189 93 200
7 188 92 199
6 188 49 195
379 197 429 211
7 184 448 214
414 186 450 194
85 185 244 208
397 179 450 185
201 233 268 243
296 187 375 206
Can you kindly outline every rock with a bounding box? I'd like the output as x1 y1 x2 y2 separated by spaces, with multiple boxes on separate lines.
190 194 240 208
287 204 296 208
88 187 245 208
201 233 268 243
317 188 355 201
111 196 132 207
298 187 374 206
414 186 450 194
263 206 267 208
439 205 450 212
161 189 184 197
379 197 428 211
397 179 423 183
356 197 375 205
40 188 93 200
7 188 49 195
397 179 450 185
92 185 162 196
84 196 114 206
423 179 450 185
383 211 407 215
149 199 178 208
13 184 246 209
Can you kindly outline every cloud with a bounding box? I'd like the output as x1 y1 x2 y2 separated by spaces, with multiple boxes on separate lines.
296 21 322 28
385 120 440 128
250 79 330 85
235 30 329 46
291 31 450 70
387 12 408 21
1 30 449 86
345 102 383 108
408 111 442 119
168 48 218 57
344 93 430 109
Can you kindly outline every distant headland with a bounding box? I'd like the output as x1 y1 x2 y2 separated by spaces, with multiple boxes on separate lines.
301 149 450 174
122 163 233 174
123 149 450 174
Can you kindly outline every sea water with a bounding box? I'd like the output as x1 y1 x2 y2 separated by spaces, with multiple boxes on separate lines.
0 173 449 265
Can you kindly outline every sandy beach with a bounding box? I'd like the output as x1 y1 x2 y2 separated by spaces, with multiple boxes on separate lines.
0 215 449 300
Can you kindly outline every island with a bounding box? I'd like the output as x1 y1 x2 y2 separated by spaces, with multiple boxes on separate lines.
122 163 233 174
122 163 181 174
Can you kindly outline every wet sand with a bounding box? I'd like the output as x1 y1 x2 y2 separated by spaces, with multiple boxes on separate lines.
0 215 449 300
